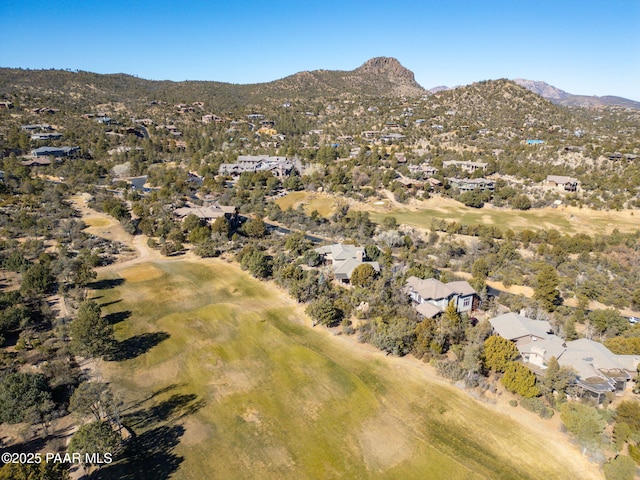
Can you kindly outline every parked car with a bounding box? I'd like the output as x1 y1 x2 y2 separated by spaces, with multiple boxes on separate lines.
628 316 639 324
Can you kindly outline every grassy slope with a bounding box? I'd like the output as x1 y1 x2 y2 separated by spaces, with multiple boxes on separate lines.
276 191 637 235
275 191 338 218
93 260 597 480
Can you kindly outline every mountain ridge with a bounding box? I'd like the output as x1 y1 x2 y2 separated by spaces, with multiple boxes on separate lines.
513 78 640 109
1 59 638 110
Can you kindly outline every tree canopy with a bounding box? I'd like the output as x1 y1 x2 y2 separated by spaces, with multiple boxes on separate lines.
70 300 114 358
483 335 519 373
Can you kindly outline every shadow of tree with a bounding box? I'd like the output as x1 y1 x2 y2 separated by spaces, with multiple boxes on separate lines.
100 299 122 308
89 393 205 480
122 384 184 413
107 332 170 362
88 278 125 290
122 394 205 431
104 310 131 325
88 424 185 480
1 434 47 456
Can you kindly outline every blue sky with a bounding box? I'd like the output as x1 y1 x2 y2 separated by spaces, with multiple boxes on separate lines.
1 0 639 100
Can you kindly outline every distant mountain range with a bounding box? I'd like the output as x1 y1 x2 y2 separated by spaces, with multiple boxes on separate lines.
430 78 639 109
1 58 638 110
512 79 640 109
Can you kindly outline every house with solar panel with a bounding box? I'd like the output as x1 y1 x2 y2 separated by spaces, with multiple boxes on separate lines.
489 312 640 403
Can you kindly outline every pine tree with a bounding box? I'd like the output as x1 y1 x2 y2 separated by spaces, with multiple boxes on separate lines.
70 300 114 358
501 362 540 398
483 335 519 373
533 264 560 312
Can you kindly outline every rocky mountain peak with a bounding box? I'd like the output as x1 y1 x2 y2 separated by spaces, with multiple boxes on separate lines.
356 57 414 79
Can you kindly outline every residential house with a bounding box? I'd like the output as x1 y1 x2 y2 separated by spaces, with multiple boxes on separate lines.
396 177 425 190
449 178 495 192
408 163 438 178
442 160 488 173
21 158 52 167
381 133 405 142
405 276 479 318
21 124 52 131
557 339 639 402
31 146 79 158
31 132 62 141
218 155 295 178
174 203 237 224
545 175 578 192
489 312 640 402
428 178 443 188
314 244 380 284
32 107 59 115
489 313 555 360
202 114 223 124
361 131 380 139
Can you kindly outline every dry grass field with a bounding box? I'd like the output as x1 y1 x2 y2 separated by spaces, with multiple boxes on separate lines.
274 190 637 235
356 195 638 235
88 259 603 480
275 191 338 218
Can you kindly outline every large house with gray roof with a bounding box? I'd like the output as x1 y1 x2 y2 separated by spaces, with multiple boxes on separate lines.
314 244 380 284
31 146 79 158
218 155 294 178
449 178 495 192
405 276 479 318
489 312 640 402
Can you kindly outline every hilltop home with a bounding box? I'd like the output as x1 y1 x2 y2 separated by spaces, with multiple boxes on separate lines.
545 175 578 192
404 276 479 318
218 155 294 178
489 312 640 403
396 177 426 190
442 160 487 173
408 163 438 178
31 132 62 141
449 178 495 192
21 124 52 131
21 158 52 167
31 146 79 158
314 244 380 284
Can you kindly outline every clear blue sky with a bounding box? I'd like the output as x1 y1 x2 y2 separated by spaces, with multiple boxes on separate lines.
1 0 639 100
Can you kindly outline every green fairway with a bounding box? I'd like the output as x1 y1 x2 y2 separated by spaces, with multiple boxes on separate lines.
91 260 599 480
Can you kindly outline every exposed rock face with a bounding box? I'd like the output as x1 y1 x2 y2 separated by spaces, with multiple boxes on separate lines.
356 57 413 78
349 57 426 97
